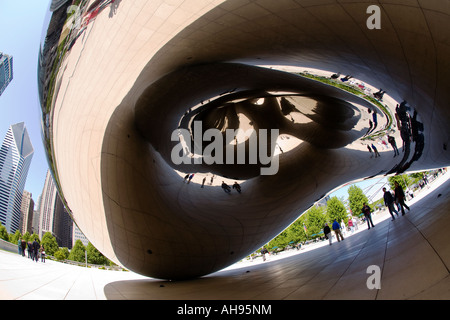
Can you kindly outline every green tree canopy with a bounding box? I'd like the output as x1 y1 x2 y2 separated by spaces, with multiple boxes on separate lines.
54 247 70 261
11 230 21 244
327 196 348 223
86 242 108 265
42 232 59 256
68 239 86 262
348 185 369 216
388 174 411 190
0 223 8 241
304 205 327 237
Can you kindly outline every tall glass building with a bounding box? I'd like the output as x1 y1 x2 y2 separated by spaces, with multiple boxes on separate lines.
0 52 13 97
0 123 34 233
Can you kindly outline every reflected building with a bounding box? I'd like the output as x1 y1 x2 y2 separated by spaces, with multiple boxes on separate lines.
39 169 72 247
37 1 450 280
0 123 34 234
0 52 13 97
20 190 34 234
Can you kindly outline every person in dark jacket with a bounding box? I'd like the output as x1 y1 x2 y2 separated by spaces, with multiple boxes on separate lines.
394 181 410 215
383 187 399 220
324 223 332 245
32 239 40 262
362 203 375 229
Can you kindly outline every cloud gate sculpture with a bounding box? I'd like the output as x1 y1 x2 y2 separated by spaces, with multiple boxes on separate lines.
38 0 449 280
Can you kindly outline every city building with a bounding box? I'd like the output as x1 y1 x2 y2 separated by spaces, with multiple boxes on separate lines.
0 123 34 234
0 52 13 97
38 169 72 247
20 190 34 234
73 224 89 247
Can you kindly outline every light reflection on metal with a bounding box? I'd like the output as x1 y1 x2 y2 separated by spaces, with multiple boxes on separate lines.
37 0 447 280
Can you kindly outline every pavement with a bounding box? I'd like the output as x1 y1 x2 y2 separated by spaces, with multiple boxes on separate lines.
1 170 449 300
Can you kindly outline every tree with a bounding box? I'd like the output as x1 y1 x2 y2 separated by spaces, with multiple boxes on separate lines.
304 205 327 237
348 185 369 216
86 242 108 265
388 174 411 190
69 239 86 262
327 196 348 223
41 232 59 256
0 223 8 241
54 247 70 261
11 230 21 244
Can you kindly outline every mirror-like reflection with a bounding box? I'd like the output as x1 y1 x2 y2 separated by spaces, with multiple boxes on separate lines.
36 0 445 280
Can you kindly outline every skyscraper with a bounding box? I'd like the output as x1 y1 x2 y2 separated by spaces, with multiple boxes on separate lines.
0 52 13 97
0 123 34 233
20 190 34 234
39 169 73 247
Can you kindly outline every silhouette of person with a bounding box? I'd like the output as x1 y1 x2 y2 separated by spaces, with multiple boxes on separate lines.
394 181 410 215
324 223 332 245
371 144 380 157
362 203 375 229
221 181 231 193
187 173 194 184
367 145 373 157
383 187 398 220
201 177 206 188
387 135 399 157
232 182 241 193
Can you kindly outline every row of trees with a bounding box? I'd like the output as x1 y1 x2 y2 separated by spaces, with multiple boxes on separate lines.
265 171 433 250
0 224 112 266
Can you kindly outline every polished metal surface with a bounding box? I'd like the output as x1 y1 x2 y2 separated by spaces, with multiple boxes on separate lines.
38 0 450 280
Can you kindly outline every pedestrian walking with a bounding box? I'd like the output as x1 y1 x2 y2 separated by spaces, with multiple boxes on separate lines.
371 144 380 157
367 145 373 158
362 203 375 229
17 238 22 256
201 177 206 188
383 187 399 220
232 182 241 193
21 239 26 257
324 223 332 245
187 173 194 184
221 181 231 193
387 135 399 157
394 181 410 215
32 239 40 262
40 245 46 263
332 219 344 242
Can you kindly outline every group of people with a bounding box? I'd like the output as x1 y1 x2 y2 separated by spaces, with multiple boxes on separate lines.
383 181 410 220
324 182 411 245
323 220 346 245
221 181 241 194
17 238 45 263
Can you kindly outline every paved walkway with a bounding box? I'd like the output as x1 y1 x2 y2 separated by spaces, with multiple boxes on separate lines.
1 171 449 300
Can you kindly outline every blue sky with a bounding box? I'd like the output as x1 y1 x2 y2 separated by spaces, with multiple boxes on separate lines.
0 1 50 204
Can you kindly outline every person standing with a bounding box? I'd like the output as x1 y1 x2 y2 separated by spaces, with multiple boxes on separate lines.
383 187 399 220
371 144 380 157
21 239 26 257
221 181 231 194
232 182 241 193
394 181 410 215
362 203 375 229
17 238 22 256
40 245 46 263
332 219 344 242
32 239 40 262
324 223 332 245
348 218 354 234
387 135 399 157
